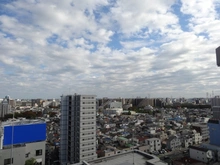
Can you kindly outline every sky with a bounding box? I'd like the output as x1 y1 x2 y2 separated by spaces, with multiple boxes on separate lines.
0 0 220 99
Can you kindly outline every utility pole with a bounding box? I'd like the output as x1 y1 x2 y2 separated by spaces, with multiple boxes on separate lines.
10 111 15 165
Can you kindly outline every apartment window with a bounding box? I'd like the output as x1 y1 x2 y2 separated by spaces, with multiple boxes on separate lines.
36 149 42 156
4 158 13 165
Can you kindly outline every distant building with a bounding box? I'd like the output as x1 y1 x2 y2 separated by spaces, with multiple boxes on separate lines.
31 99 44 107
0 119 46 165
103 101 123 115
110 101 122 109
211 96 220 106
0 96 11 118
60 94 97 164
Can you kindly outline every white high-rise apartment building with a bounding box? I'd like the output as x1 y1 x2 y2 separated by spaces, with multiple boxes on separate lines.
60 94 97 164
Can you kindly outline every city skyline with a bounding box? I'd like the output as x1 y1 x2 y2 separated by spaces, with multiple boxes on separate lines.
0 0 220 99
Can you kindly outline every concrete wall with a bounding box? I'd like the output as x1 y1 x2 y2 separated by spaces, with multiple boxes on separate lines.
0 141 45 165
189 148 208 163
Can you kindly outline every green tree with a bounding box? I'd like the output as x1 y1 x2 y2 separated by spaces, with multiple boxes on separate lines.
25 158 36 165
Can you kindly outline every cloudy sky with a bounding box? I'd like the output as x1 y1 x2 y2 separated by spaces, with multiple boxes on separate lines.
0 0 220 99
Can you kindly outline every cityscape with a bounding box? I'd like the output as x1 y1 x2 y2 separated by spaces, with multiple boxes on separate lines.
1 0 220 165
1 93 220 165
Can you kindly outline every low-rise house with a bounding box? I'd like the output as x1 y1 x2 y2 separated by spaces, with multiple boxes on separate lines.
117 137 129 147
145 138 161 152
158 131 168 141
167 129 176 136
138 145 150 153
146 126 156 134
166 135 181 150
104 146 116 157
182 136 193 148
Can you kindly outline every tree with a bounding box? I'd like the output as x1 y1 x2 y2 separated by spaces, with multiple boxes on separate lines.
25 158 36 165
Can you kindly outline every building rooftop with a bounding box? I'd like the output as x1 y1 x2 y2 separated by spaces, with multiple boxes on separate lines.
86 150 167 165
1 118 45 127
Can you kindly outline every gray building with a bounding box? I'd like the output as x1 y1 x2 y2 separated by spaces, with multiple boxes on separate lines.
0 96 11 118
60 94 97 164
211 96 220 107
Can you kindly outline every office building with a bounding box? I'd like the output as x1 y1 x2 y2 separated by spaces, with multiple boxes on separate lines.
0 119 46 165
60 94 97 164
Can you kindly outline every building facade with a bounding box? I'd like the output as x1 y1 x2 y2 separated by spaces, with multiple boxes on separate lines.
166 135 181 150
145 138 161 152
0 119 46 165
60 94 97 164
192 123 209 141
189 146 213 163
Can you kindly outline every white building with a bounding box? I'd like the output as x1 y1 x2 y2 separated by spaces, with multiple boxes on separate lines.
192 130 202 145
60 94 97 164
145 138 161 152
110 101 122 109
102 101 123 116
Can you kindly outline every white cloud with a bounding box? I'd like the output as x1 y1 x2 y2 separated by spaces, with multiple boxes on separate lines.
0 0 220 98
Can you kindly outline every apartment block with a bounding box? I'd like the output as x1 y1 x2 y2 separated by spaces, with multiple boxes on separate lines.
60 94 97 164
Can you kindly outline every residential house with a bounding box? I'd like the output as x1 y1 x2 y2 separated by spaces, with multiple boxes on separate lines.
145 138 161 152
117 137 129 147
166 135 181 150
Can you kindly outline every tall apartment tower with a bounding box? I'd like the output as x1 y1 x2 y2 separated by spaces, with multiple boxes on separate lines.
60 94 97 164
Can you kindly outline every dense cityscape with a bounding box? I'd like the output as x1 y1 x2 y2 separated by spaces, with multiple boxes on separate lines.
1 93 220 165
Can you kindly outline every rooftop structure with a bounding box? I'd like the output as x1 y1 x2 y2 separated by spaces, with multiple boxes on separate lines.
84 150 167 165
